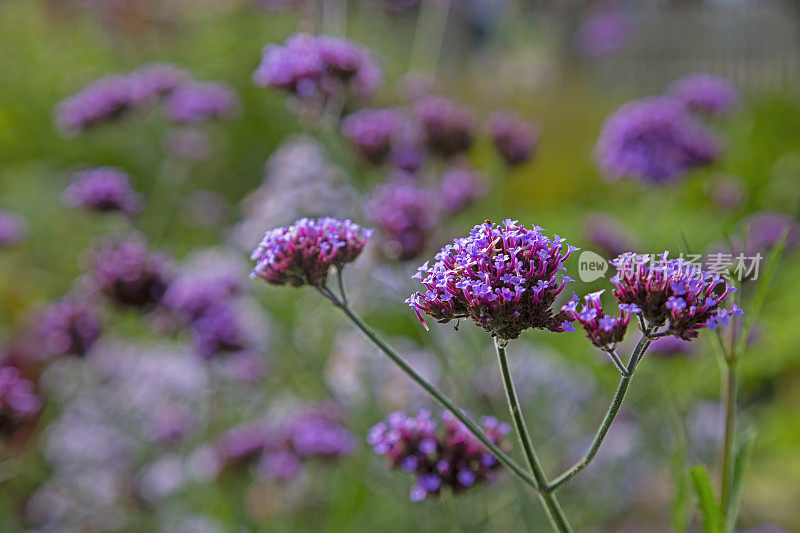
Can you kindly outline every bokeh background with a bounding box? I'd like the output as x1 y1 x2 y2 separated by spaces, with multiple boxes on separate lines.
1 0 800 531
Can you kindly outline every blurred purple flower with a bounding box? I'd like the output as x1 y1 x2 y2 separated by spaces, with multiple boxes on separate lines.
251 217 372 287
667 73 739 116
709 175 746 211
341 108 403 165
413 95 476 158
0 209 28 247
389 120 426 172
406 220 577 339
55 75 135 134
0 365 41 432
164 81 239 123
38 297 103 357
438 167 487 214
63 167 142 217
368 409 510 501
575 6 631 58
365 177 438 261
127 63 189 104
739 211 800 255
611 252 741 340
648 335 693 357
253 34 382 99
88 236 172 309
595 97 720 184
488 111 539 166
583 213 638 259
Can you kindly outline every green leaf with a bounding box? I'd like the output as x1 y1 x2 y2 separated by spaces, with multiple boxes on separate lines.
690 466 723 533
725 429 757 532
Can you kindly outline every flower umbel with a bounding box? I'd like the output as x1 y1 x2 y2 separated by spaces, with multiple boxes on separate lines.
250 217 372 287
367 409 511 501
610 252 742 340
406 220 577 340
63 167 142 217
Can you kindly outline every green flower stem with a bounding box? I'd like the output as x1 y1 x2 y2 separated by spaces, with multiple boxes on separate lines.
548 332 652 492
331 298 541 492
494 338 572 532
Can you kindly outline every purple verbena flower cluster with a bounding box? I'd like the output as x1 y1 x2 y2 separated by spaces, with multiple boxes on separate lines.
610 252 742 340
250 217 372 287
488 111 539 166
365 178 439 261
413 95 476 158
562 290 640 349
341 108 403 165
88 236 172 309
63 167 142 217
406 220 577 340
38 297 103 357
595 97 720 184
0 209 27 247
367 409 511 502
216 403 356 481
575 6 631 58
667 73 739 116
164 81 239 123
0 365 41 433
253 34 382 99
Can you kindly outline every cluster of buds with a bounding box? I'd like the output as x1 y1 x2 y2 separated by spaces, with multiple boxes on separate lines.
63 167 142 217
406 220 577 340
251 217 372 287
368 409 511 502
413 95 476 158
610 252 741 340
561 290 640 349
341 108 404 165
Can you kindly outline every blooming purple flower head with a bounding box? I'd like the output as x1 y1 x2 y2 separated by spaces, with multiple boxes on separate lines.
88 236 172 309
55 75 135 134
365 177 439 262
127 63 189 104
413 95 476 158
63 167 142 217
667 73 739 116
438 167 487 214
0 365 41 434
250 217 372 287
164 81 239 123
253 34 382 99
610 252 742 340
561 290 639 349
367 409 510 501
575 6 631 58
0 210 27 247
407 220 577 340
488 112 539 166
38 297 103 357
341 108 404 165
595 97 720 184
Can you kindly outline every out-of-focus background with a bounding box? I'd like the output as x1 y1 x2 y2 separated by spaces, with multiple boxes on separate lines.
1 0 799 531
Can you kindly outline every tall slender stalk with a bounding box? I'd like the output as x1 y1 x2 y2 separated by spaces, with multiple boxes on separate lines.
549 332 651 491
720 359 736 515
327 292 541 492
494 338 572 532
